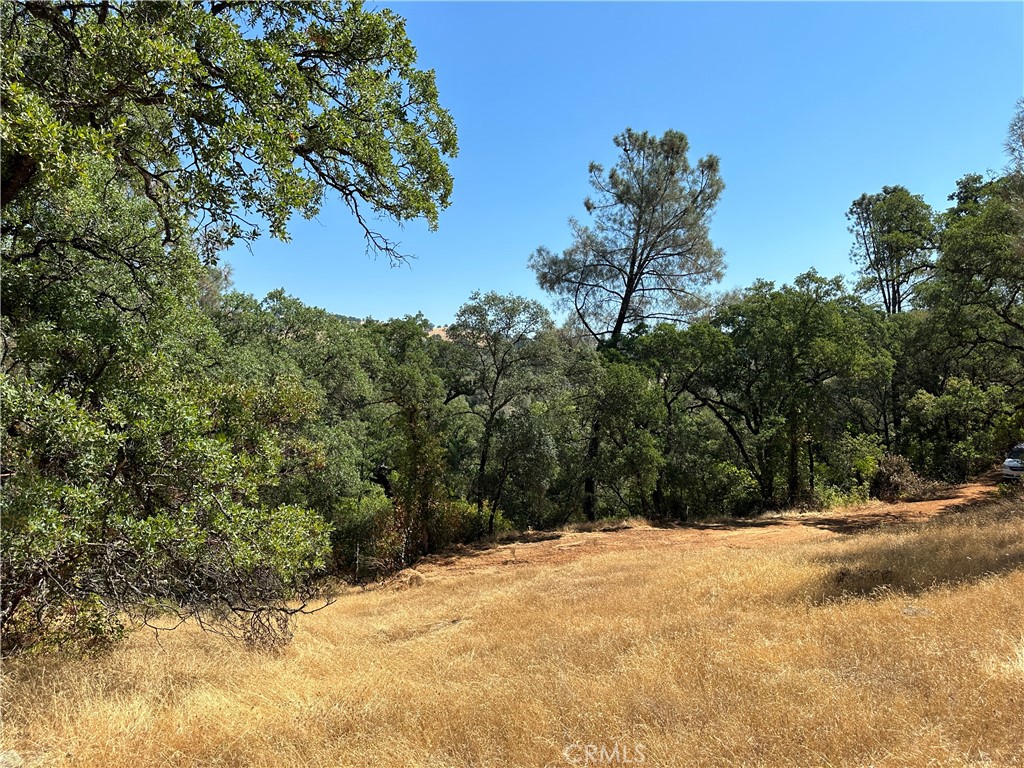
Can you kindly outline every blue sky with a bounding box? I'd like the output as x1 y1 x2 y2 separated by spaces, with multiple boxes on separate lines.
223 2 1023 326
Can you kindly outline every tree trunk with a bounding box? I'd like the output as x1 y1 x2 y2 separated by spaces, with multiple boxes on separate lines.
2 153 39 208
475 421 493 522
881 389 892 451
609 278 637 347
808 442 815 494
787 420 801 505
892 378 904 455
652 476 665 517
582 420 600 522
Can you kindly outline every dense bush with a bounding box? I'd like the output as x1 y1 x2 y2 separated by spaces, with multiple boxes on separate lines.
868 454 953 502
870 455 921 501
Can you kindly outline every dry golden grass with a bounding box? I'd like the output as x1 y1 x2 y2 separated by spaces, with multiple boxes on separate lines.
3 494 1023 768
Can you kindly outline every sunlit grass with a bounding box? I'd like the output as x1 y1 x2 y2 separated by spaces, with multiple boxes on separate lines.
3 497 1022 767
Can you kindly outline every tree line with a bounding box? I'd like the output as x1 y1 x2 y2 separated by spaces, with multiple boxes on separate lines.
2 1 1021 654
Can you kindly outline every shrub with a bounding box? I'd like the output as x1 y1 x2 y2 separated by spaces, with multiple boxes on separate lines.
821 434 884 491
869 455 919 501
813 482 871 510
869 454 951 502
331 489 405 577
429 500 512 550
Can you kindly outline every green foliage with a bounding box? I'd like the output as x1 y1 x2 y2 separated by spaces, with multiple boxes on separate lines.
530 128 724 345
681 272 874 508
528 127 725 520
448 291 557 530
1 366 331 654
591 362 664 516
488 406 561 529
2 0 461 653
361 316 456 560
869 454 925 502
330 488 403 575
925 175 1024 365
1 0 458 259
1 134 321 656
429 499 512 550
812 482 870 510
847 186 936 314
819 434 884 491
4 10 1019 658
905 378 1019 481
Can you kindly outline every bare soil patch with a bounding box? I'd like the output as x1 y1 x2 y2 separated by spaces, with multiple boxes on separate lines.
412 478 1001 580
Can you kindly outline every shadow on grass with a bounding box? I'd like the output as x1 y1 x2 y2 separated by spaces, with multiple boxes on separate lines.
802 494 1024 603
798 499 970 535
649 479 999 536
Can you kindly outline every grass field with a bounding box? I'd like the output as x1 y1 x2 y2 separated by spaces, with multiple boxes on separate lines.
3 488 1023 767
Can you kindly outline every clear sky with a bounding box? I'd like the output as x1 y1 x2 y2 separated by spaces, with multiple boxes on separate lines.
223 1 1024 326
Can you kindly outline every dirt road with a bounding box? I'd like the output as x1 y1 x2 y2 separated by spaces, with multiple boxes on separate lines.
409 478 1000 581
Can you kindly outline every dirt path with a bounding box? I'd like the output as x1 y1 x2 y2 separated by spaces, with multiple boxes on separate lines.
409 478 1000 581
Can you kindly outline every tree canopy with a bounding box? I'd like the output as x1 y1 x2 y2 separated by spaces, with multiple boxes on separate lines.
530 128 724 347
1 0 458 260
0 0 458 653
847 185 936 315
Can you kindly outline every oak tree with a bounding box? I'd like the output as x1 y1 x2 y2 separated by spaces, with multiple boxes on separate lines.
1 0 458 260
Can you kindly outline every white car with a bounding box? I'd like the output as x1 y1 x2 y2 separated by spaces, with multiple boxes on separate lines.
1003 443 1024 481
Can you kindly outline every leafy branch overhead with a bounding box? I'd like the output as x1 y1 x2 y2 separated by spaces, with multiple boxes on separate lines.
1 0 458 261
